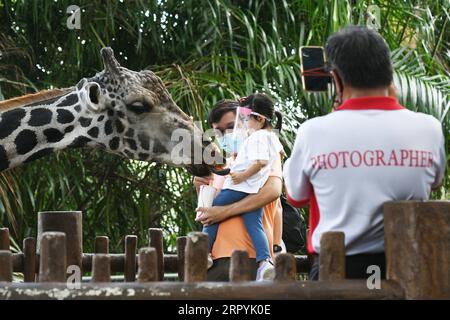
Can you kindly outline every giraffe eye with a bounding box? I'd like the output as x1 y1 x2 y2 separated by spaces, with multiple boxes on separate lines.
126 101 152 114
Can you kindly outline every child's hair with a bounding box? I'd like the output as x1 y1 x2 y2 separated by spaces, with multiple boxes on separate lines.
239 93 282 131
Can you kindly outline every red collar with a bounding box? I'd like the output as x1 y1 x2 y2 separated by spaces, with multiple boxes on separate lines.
335 96 405 111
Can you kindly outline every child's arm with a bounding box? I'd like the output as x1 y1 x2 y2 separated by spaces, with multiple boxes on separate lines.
230 160 268 184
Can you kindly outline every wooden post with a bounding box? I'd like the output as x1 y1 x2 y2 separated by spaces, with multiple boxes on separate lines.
37 211 82 274
319 231 345 281
184 232 208 283
0 250 13 282
384 201 450 299
275 253 297 281
124 235 137 282
38 232 67 282
0 228 10 250
95 236 109 254
23 238 37 282
176 236 187 282
229 250 252 282
148 228 164 281
91 254 111 283
137 247 158 282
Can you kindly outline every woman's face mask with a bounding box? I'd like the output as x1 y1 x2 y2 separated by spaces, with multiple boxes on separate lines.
217 132 246 155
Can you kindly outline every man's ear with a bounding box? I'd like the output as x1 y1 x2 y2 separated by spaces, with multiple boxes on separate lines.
81 82 105 112
330 70 343 108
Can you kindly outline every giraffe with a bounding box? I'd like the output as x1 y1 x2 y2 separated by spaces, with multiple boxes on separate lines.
0 47 222 176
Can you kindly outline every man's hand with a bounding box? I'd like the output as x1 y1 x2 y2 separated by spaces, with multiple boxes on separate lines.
195 206 229 226
230 171 246 184
193 175 213 193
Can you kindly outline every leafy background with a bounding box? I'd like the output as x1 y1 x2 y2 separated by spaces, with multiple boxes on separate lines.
0 0 448 255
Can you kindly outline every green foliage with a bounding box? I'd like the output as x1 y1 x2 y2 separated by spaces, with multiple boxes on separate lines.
0 0 448 254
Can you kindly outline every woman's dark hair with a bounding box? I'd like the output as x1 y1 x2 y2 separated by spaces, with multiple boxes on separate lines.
239 93 282 131
325 25 393 89
207 99 239 125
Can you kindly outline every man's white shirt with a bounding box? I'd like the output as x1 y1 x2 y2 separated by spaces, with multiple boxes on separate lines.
283 96 446 255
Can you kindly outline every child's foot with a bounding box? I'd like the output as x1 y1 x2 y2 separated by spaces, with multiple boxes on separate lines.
207 254 214 269
256 259 275 281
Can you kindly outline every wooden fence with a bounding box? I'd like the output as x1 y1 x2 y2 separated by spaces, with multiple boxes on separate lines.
0 201 448 300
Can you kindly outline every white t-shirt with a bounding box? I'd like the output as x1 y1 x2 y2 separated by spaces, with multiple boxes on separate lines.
283 96 446 255
223 129 283 194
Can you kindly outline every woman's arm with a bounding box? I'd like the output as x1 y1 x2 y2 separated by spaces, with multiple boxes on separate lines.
195 175 282 226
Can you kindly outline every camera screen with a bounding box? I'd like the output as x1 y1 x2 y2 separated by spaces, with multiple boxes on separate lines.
300 46 330 92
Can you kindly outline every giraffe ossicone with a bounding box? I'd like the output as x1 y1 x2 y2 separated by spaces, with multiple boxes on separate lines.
0 47 223 176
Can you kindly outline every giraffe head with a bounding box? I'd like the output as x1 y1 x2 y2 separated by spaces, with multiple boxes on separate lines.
73 47 222 176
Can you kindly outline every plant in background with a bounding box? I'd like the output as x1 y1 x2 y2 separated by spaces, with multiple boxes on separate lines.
0 0 448 254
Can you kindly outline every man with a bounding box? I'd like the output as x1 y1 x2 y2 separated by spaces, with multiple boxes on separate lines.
283 26 446 280
194 99 283 281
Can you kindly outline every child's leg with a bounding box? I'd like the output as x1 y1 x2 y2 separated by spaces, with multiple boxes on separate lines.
203 223 219 253
242 209 271 263
203 189 249 252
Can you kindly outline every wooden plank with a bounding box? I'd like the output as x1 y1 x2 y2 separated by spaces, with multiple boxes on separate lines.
384 201 450 299
0 228 10 251
137 248 157 282
38 232 67 282
148 228 164 281
0 251 12 282
229 250 252 282
23 238 36 282
319 231 345 281
91 254 111 283
184 232 208 283
275 253 296 281
0 280 405 300
124 235 137 282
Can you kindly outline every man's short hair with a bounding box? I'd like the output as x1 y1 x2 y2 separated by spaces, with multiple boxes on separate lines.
207 99 239 125
325 26 393 89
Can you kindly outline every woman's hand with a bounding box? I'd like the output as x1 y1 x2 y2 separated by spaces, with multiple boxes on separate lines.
195 206 229 226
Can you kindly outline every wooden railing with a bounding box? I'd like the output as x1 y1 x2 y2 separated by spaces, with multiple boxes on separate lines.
0 200 448 300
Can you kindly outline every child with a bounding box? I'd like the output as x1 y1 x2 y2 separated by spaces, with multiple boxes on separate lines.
203 93 284 281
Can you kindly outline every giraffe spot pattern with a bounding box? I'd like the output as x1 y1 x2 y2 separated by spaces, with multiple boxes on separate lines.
79 117 92 127
123 149 134 158
87 127 99 138
109 137 120 150
138 153 149 161
124 138 137 151
138 134 150 150
97 115 105 122
64 125 74 133
74 105 81 112
24 148 54 164
117 111 125 118
56 109 75 124
69 136 91 148
125 128 134 137
115 119 125 133
44 128 64 143
15 130 38 155
28 108 53 127
104 120 113 135
0 145 9 171
152 140 168 154
56 93 78 107
0 108 26 139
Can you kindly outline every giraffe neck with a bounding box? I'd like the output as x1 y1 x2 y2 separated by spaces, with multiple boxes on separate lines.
0 90 110 171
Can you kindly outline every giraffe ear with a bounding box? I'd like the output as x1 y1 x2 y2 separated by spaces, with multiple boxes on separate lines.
83 82 104 112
